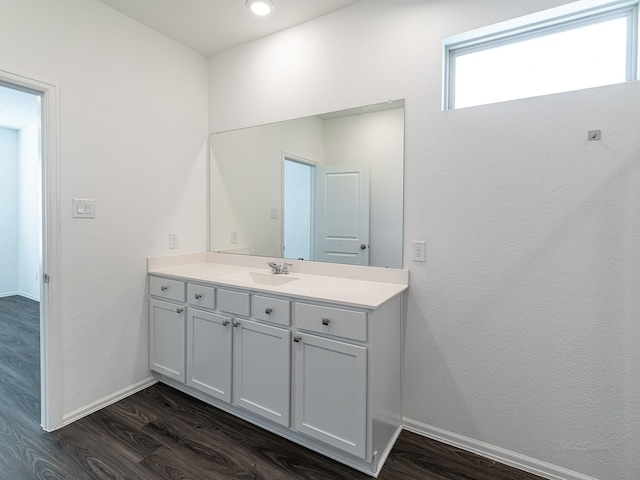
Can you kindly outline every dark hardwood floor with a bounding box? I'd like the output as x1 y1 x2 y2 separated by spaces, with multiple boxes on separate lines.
0 294 545 480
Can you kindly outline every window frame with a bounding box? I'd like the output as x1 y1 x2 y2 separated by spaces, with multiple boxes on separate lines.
443 0 640 110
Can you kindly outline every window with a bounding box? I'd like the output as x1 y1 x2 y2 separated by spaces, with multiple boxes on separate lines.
443 0 639 109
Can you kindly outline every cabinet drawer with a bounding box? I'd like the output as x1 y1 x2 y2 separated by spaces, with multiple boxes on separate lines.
294 303 367 342
252 295 290 326
217 289 250 317
187 283 215 310
150 276 186 303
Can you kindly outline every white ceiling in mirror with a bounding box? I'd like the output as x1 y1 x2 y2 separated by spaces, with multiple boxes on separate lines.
210 100 405 269
96 0 362 56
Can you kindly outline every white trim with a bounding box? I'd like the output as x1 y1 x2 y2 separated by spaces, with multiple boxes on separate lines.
403 418 600 480
62 377 158 426
0 68 62 432
19 292 40 302
444 0 638 48
0 291 20 298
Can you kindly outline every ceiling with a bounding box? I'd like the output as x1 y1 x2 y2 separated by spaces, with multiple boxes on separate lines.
96 0 362 57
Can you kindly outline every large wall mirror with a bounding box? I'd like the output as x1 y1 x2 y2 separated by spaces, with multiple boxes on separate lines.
209 99 405 268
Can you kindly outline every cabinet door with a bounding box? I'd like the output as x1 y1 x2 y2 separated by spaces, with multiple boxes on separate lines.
187 308 232 402
150 299 186 382
293 333 367 458
233 319 290 426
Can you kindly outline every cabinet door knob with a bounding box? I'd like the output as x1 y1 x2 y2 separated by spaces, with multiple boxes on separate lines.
222 319 229 327
293 335 302 343
160 285 169 292
233 320 240 328
265 308 273 315
194 293 202 300
322 318 330 326
176 307 184 314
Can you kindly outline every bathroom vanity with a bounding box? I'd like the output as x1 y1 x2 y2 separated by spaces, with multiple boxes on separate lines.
147 252 408 477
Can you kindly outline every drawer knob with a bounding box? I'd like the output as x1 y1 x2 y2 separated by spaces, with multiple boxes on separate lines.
265 308 273 315
222 319 229 327
194 293 202 300
322 318 330 326
160 285 169 292
176 307 184 314
233 320 240 328
293 335 302 343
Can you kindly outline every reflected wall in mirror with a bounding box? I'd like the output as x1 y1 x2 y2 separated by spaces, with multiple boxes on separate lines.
209 100 404 268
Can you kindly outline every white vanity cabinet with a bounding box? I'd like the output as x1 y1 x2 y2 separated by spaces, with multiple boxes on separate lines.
149 277 186 382
148 265 405 478
232 317 290 426
293 330 367 457
186 308 232 402
292 299 402 467
293 302 369 458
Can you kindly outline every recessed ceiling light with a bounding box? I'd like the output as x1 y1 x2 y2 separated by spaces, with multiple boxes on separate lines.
247 0 274 16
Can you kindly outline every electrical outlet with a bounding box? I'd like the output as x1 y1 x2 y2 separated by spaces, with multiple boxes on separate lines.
230 230 238 244
412 240 426 262
169 233 179 249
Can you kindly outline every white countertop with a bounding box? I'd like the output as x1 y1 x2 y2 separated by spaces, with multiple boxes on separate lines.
148 253 408 309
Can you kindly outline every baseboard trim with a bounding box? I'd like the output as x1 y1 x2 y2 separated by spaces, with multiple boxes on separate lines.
402 418 599 480
62 377 157 427
19 292 40 301
0 291 20 298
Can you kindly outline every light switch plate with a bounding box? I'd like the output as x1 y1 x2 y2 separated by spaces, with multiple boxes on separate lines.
72 198 95 219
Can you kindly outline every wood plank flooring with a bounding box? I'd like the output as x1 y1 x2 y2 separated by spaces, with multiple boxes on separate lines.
0 295 546 480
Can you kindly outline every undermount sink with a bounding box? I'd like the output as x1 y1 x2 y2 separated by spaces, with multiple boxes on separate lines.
223 271 300 286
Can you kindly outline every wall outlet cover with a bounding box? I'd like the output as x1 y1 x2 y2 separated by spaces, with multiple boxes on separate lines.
412 240 426 262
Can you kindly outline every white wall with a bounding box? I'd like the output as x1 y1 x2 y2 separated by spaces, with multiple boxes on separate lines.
208 1 639 479
0 0 208 417
0 127 19 295
18 122 41 300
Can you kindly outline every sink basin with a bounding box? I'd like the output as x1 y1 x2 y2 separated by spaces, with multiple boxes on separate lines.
223 271 300 286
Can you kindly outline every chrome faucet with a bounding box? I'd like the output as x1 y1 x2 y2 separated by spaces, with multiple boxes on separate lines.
267 262 293 274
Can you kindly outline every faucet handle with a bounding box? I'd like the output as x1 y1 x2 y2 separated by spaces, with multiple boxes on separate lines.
281 263 293 274
267 261 280 273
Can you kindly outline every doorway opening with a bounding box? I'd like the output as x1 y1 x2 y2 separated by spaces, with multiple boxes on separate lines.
283 155 316 261
0 71 61 432
0 83 43 428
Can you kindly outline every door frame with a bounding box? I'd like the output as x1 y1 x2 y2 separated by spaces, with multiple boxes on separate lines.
0 69 62 431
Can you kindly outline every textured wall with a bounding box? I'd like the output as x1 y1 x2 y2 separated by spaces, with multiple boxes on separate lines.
208 1 640 479
0 0 208 416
